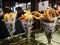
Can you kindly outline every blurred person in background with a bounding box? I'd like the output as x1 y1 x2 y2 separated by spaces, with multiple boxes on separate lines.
15 7 25 34
0 7 11 39
15 7 25 19
3 7 12 15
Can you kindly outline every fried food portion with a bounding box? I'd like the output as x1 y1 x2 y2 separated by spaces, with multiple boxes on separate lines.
32 11 41 17
4 13 9 21
32 8 60 22
20 8 60 22
20 10 33 21
4 13 16 21
9 13 16 19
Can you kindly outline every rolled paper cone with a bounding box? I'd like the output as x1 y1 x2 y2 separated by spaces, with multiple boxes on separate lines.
42 21 56 32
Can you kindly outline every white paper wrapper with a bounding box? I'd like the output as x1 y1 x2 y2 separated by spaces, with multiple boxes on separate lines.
42 17 58 32
21 18 34 37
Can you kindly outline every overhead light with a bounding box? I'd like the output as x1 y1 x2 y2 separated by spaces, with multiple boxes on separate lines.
54 4 57 8
28 2 31 5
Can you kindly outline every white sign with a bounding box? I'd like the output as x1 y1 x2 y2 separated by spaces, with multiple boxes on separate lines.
38 1 49 11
